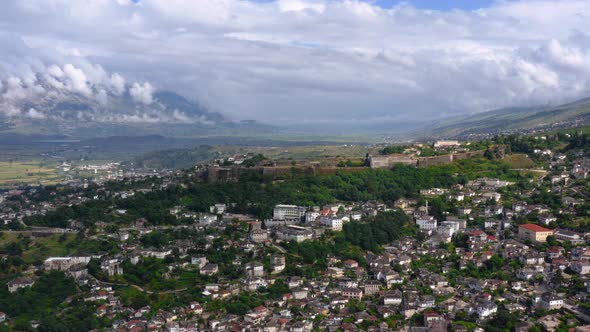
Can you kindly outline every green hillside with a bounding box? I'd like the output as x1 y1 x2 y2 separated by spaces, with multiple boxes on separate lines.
424 97 590 138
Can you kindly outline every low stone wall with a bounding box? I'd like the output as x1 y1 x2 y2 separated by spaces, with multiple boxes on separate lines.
368 155 417 168
416 151 484 168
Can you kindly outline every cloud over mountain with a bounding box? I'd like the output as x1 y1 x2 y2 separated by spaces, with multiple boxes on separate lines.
0 62 219 126
0 0 590 124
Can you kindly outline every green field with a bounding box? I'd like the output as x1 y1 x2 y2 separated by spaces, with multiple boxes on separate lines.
0 232 80 264
503 153 535 169
0 161 62 188
502 153 547 179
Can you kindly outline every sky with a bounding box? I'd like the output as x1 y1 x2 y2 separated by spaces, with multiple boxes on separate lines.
1 0 590 125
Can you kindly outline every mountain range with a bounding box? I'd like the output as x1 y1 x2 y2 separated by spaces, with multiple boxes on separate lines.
419 97 590 139
1 71 590 141
0 74 272 139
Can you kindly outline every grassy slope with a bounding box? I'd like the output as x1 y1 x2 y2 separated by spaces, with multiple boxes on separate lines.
0 233 78 264
426 98 590 137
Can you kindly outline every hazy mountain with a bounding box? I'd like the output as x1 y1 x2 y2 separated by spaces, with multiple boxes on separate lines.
2 71 590 142
0 74 272 139
420 97 590 139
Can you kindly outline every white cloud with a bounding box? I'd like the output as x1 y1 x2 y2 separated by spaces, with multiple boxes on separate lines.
4 106 21 117
0 0 590 124
278 0 326 13
3 77 26 100
109 73 126 95
26 107 45 119
47 64 64 78
63 64 91 95
172 109 191 122
96 88 108 106
130 82 154 105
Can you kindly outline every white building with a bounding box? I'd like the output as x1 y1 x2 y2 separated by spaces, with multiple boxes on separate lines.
44 256 92 271
571 262 590 275
477 301 498 319
140 249 172 259
244 262 265 277
191 256 208 269
416 216 437 230
554 229 584 244
440 221 461 235
200 263 219 276
349 212 362 221
458 207 472 215
275 226 313 242
305 211 320 224
199 214 217 225
341 288 363 300
539 293 564 310
250 229 269 243
271 255 286 274
273 205 306 220
7 277 35 293
482 192 502 202
434 140 460 148
292 288 309 300
449 193 465 201
319 215 343 231
210 204 227 214
101 258 124 276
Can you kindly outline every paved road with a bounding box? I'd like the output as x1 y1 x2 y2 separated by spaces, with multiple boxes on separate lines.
4 227 78 234
130 284 188 295
272 244 286 253
564 303 590 323
98 278 188 295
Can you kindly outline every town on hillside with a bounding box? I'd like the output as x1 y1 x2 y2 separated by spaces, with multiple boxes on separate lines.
0 132 589 332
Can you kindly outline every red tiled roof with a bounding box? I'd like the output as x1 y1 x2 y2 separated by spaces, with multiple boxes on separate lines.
424 312 441 317
344 259 358 265
519 223 552 232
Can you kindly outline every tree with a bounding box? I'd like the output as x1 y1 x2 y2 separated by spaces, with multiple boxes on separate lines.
380 145 407 155
267 279 289 299
545 235 559 247
485 254 505 273
87 258 102 277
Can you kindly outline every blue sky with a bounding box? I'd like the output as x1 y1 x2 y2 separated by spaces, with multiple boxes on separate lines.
376 0 496 10
251 0 498 11
1 0 589 124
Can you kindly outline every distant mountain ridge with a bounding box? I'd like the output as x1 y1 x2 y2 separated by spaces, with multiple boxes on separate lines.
2 69 589 140
421 97 590 139
0 73 272 138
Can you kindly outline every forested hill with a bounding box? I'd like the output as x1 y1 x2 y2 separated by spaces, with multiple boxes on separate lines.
26 156 529 231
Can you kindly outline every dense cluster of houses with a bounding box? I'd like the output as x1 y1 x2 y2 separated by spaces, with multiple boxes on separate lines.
1 148 590 331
